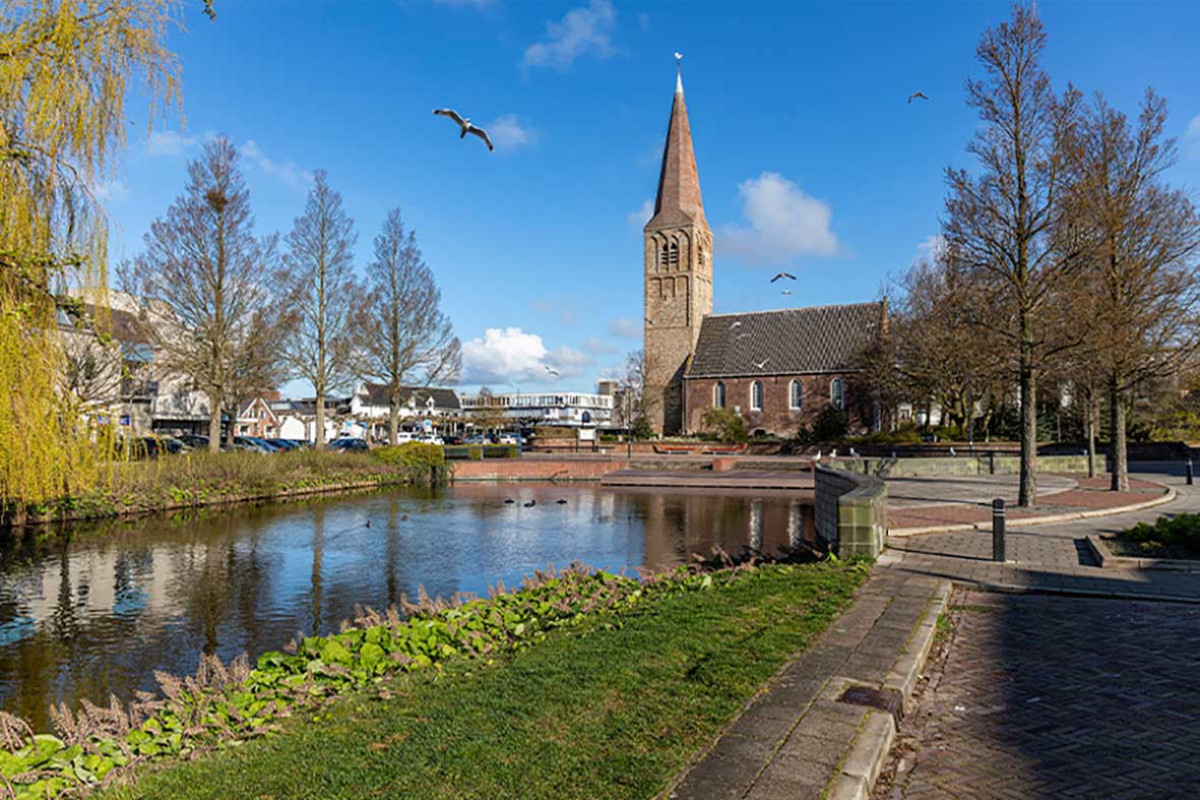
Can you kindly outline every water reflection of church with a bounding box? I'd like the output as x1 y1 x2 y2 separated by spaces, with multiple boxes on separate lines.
636 492 815 567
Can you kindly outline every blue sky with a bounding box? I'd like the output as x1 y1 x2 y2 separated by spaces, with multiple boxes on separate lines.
101 0 1200 397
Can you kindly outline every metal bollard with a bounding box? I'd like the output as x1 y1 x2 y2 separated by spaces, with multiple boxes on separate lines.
1188 460 1194 486
992 498 1006 563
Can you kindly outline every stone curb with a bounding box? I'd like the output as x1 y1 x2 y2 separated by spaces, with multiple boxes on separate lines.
941 577 1200 606
887 483 1177 539
1086 534 1200 573
825 580 951 800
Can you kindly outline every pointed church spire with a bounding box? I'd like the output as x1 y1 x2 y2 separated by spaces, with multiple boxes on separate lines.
649 55 705 228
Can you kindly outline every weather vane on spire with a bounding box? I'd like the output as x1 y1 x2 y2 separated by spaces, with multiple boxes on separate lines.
674 51 683 72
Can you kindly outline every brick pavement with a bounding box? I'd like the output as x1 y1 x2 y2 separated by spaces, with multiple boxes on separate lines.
875 588 1200 799
881 473 1200 602
666 569 948 800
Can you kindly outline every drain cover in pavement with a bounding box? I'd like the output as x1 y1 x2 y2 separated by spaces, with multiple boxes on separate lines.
838 685 903 718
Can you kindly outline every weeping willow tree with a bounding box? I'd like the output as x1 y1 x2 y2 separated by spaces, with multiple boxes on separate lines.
0 1 181 511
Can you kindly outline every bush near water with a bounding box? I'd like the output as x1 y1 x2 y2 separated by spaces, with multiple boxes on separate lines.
8 443 453 526
0 557 854 800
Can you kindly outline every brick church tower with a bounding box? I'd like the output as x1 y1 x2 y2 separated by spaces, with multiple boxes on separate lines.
643 63 713 435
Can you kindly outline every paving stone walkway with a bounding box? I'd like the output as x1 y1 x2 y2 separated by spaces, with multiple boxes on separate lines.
666 569 948 800
881 472 1200 602
875 588 1200 799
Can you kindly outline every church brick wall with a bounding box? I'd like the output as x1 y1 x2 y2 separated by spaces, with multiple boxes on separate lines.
683 373 872 438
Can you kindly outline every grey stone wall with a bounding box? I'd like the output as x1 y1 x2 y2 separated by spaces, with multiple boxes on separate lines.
841 454 1091 479
815 465 887 558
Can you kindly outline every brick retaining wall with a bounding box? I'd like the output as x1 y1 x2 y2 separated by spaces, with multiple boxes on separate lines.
815 465 887 558
452 458 630 482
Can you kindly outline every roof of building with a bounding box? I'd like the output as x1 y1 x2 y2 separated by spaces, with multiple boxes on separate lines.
646 69 706 230
685 302 885 379
359 382 461 410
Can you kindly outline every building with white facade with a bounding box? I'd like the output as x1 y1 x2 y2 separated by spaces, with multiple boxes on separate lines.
458 392 614 428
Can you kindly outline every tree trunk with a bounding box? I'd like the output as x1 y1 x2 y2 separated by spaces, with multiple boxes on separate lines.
208 391 222 453
314 378 326 450
388 395 400 447
1018 362 1037 508
1085 393 1097 479
225 408 236 448
1109 374 1129 492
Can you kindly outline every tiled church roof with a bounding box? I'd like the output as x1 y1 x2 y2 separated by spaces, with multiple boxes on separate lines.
359 382 461 410
685 302 884 378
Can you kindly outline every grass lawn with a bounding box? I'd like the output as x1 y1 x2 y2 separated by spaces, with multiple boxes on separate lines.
102 562 865 800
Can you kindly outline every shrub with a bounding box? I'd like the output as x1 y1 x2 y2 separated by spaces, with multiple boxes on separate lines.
631 416 655 441
810 406 848 442
372 442 450 485
700 407 748 443
1124 513 1200 554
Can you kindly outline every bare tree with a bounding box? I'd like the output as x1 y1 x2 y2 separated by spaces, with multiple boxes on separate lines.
1062 91 1200 490
942 5 1081 506
126 137 282 451
279 171 358 449
354 207 460 445
59 316 125 415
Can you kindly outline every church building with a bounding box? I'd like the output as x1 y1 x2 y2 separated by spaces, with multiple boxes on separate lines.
642 66 884 437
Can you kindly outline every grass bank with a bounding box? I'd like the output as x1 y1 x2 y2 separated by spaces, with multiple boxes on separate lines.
6 445 447 528
102 561 862 800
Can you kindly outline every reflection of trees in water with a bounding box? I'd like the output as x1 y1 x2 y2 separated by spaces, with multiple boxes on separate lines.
749 500 764 552
310 506 324 636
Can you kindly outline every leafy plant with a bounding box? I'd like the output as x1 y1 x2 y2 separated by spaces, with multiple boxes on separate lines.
700 407 748 444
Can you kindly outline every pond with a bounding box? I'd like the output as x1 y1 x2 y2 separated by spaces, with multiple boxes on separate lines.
0 483 814 729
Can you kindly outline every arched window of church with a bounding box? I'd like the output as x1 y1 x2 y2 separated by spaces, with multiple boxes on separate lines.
714 381 726 409
789 380 803 410
750 381 764 411
830 378 845 411
660 240 669 271
698 247 706 269
669 240 680 269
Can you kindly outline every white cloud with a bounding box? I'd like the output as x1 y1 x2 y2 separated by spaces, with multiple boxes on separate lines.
1185 115 1200 160
487 114 537 151
915 234 947 264
239 140 313 189
93 179 130 202
719 172 839 264
461 327 590 383
608 317 641 339
583 336 618 355
522 0 616 70
145 130 200 157
627 197 654 227
637 12 650 31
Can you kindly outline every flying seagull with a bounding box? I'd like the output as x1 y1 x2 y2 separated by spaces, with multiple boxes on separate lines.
781 289 792 296
770 272 796 283
729 321 742 330
907 92 929 103
645 317 656 326
544 365 560 376
753 358 770 369
432 108 494 152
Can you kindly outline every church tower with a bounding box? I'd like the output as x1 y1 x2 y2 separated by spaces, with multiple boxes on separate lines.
643 62 713 435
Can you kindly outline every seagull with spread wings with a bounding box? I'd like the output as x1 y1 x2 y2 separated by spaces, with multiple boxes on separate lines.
432 109 494 152
544 365 559 377
770 272 796 283
907 92 929 103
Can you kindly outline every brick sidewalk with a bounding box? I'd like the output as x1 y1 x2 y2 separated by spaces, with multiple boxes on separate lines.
875 589 1200 799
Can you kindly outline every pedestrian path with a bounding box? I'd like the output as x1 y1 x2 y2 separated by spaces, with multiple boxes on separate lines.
881 472 1200 602
666 569 948 800
874 588 1200 799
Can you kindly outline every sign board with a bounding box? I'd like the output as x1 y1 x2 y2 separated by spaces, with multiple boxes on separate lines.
578 427 596 442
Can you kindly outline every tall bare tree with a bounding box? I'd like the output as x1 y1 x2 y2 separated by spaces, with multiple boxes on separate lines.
279 171 358 449
355 207 460 445
942 5 1080 506
127 137 283 451
1062 91 1200 490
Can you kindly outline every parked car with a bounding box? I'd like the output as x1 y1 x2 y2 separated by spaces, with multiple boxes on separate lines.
178 434 234 452
442 435 464 445
267 438 301 451
158 437 189 455
327 437 369 452
233 436 280 454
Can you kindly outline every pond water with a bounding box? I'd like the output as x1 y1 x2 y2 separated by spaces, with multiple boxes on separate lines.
0 483 814 728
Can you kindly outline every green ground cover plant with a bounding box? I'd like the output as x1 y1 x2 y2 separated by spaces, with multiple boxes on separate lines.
7 445 447 527
1110 513 1200 559
0 556 865 800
